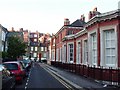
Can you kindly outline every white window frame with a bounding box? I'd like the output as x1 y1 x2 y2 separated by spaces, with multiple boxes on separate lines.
34 39 37 42
41 47 44 51
76 40 81 64
2 31 6 41
100 25 118 68
62 44 66 63
2 45 4 51
82 39 88 65
52 50 55 61
34 34 37 37
91 33 97 66
53 39 55 46
67 42 74 63
45 47 47 51
31 47 33 51
33 53 37 57
88 29 97 66
60 47 62 62
35 47 37 51
56 48 59 61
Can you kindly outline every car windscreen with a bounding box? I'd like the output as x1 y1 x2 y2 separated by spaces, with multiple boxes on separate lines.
3 63 18 70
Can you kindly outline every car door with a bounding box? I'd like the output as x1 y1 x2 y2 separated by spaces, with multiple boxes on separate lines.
2 68 15 89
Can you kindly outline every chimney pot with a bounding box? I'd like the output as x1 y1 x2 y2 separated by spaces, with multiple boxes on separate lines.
80 14 85 22
64 18 70 26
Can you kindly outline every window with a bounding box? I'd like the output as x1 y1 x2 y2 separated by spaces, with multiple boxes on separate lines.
44 53 46 57
2 31 5 41
68 43 74 63
52 50 55 61
104 30 115 66
31 47 33 51
83 40 88 64
60 48 62 62
53 39 55 46
67 30 73 35
34 39 37 42
91 33 97 65
35 47 37 51
3 63 18 70
45 47 47 51
56 49 59 61
62 45 66 63
41 47 44 51
2 45 4 51
33 53 37 57
76 42 81 64
34 34 37 37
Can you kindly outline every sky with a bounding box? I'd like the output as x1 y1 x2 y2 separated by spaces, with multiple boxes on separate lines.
0 0 120 34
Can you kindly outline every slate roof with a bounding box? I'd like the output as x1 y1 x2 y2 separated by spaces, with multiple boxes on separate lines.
70 19 86 27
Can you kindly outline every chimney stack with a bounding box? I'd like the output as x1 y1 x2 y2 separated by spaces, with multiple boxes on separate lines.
88 7 100 20
80 14 85 22
11 27 14 31
64 18 70 26
93 7 97 11
89 11 93 20
19 28 23 32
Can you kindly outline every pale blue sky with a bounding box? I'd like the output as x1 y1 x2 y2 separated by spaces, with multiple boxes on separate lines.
0 0 119 34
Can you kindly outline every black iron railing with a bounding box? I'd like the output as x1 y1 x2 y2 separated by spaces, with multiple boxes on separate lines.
51 61 120 86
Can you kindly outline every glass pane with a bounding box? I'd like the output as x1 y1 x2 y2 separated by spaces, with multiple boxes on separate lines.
106 56 110 64
111 48 115 55
111 40 115 47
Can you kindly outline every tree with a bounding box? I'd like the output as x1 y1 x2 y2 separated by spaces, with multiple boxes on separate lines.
7 36 27 60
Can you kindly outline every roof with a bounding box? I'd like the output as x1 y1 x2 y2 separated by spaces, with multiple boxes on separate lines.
70 19 86 27
55 19 85 36
85 9 120 27
3 61 20 64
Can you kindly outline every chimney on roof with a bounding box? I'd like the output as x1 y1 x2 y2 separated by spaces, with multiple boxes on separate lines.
80 14 85 22
88 7 100 20
89 11 93 20
64 18 70 26
93 7 97 11
11 27 14 31
19 28 23 32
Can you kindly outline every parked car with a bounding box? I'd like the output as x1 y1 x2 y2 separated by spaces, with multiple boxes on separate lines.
3 61 26 84
41 57 47 63
0 64 16 90
18 60 29 76
22 59 32 71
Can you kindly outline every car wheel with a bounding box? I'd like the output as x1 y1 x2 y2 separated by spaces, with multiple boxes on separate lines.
19 77 23 84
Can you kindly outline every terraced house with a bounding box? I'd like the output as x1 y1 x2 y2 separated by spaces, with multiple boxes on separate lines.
47 7 120 84
0 25 8 63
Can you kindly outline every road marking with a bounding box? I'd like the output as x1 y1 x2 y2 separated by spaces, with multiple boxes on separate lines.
42 66 74 90
24 67 32 89
26 82 28 86
25 86 27 90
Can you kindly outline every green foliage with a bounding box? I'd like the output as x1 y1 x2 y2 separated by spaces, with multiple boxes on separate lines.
2 51 8 59
7 36 27 59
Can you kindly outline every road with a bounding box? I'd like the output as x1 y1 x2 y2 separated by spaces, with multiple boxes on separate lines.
15 62 73 89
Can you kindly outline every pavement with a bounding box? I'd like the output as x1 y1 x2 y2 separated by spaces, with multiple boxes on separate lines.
41 63 120 90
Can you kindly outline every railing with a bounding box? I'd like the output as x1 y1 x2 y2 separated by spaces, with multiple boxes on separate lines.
51 61 120 86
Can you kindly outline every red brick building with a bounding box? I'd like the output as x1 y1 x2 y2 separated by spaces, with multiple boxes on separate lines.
46 6 120 84
48 8 120 69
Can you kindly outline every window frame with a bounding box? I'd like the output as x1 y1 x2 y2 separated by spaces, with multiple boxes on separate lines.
76 40 81 64
67 42 74 63
100 25 118 68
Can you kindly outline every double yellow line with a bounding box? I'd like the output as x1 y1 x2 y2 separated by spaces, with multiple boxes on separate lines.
42 66 74 90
